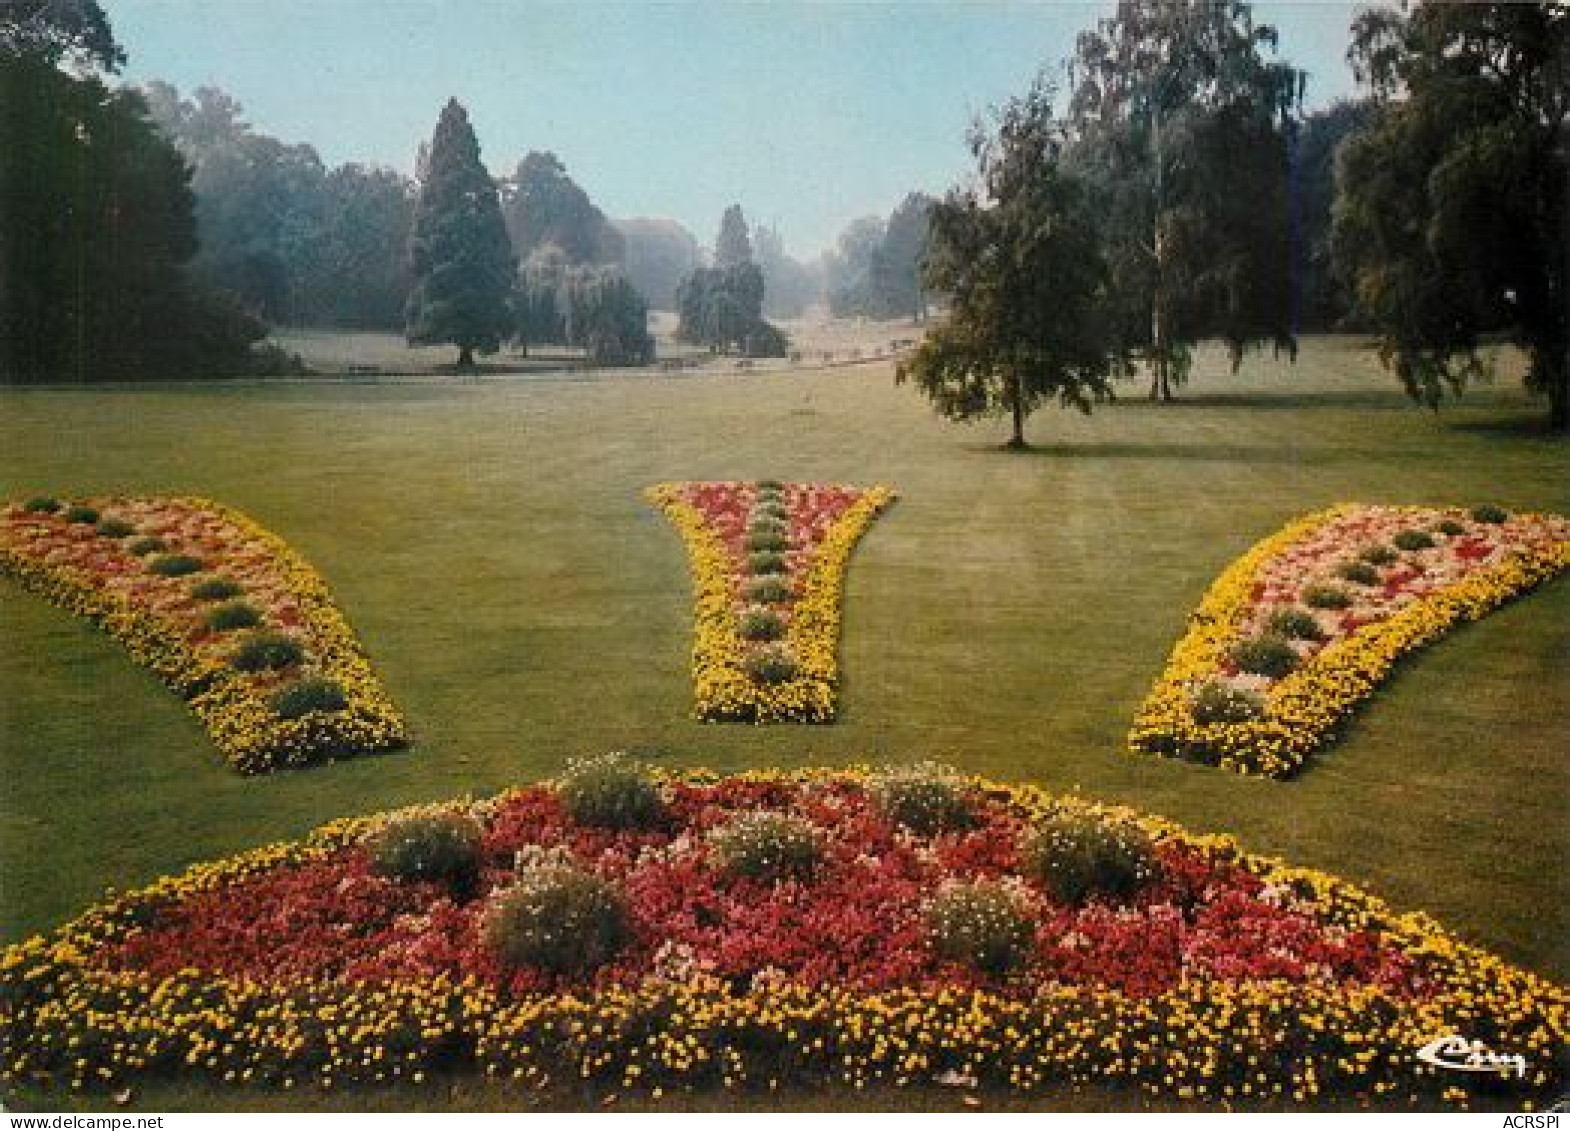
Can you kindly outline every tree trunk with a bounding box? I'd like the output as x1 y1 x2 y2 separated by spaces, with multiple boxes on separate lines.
1550 369 1568 431
1148 106 1174 404
1006 376 1028 450
456 344 475 370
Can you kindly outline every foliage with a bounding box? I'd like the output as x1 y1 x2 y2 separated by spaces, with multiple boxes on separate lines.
898 77 1119 448
751 223 821 319
203 600 261 632
0 0 123 73
483 864 631 973
229 632 305 673
925 880 1033 976
713 204 753 268
62 505 99 525
708 812 823 884
1302 583 1352 610
93 518 134 539
368 811 483 896
827 193 936 320
190 577 243 601
270 676 349 720
557 752 665 830
1188 680 1265 724
515 254 653 366
615 216 701 312
1064 0 1303 400
870 763 973 835
742 646 799 685
21 496 59 514
1230 633 1299 678
146 553 203 577
743 576 791 604
746 550 787 576
1472 505 1509 525
1265 607 1323 641
1393 530 1435 552
0 61 263 383
1334 3 1568 429
502 150 624 267
1335 560 1380 586
1291 100 1377 332
737 607 785 642
1435 519 1466 537
1358 544 1397 566
404 98 515 369
675 262 788 357
1021 813 1157 904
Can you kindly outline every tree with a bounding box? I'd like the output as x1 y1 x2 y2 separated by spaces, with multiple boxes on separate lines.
296 164 415 329
1293 99 1375 332
714 204 752 268
515 252 652 366
675 262 786 356
896 79 1120 449
752 223 820 319
826 216 886 317
0 0 123 72
1065 0 1303 400
1334 3 1567 429
616 216 701 311
876 192 936 321
405 98 515 369
502 151 623 266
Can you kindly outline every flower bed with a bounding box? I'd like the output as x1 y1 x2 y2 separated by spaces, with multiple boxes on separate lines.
0 495 408 773
3 761 1562 1109
647 481 895 722
1130 504 1570 777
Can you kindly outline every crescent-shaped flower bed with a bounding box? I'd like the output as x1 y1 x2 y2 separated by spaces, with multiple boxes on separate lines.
0 495 408 773
647 481 895 722
3 759 1562 1109
1129 504 1570 778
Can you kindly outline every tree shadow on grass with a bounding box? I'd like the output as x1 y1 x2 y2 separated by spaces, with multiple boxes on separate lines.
959 440 1346 465
1110 390 1413 412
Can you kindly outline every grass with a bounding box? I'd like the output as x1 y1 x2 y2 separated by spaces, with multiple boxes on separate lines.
0 335 1565 1110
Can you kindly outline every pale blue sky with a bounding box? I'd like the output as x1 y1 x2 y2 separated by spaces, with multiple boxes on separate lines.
110 1 1366 257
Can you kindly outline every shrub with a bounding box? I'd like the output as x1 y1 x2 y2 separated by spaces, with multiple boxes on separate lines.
1230 633 1299 679
709 812 822 883
1471 505 1509 524
747 515 788 537
755 479 785 492
744 530 788 553
126 535 167 557
270 676 348 719
22 496 60 514
1190 680 1266 724
203 600 261 632
751 502 788 523
737 607 785 642
1435 519 1466 537
1021 813 1157 905
1358 544 1397 566
743 576 791 604
1302 583 1352 610
191 577 243 601
1265 606 1324 641
870 763 974 835
483 864 630 973
94 518 134 539
147 553 203 578
557 753 664 830
63 505 99 525
229 632 305 673
747 550 788 575
743 646 799 684
1393 529 1435 552
368 811 483 897
925 881 1033 976
1335 560 1381 586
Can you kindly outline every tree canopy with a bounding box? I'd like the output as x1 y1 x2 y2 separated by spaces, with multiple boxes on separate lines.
616 217 701 312
827 193 935 321
1334 2 1567 429
714 204 753 268
676 263 787 357
503 150 624 267
1065 0 1303 400
0 0 123 72
405 98 515 369
897 79 1119 449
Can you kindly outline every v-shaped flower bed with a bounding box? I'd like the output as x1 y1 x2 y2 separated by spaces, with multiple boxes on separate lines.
647 481 895 722
0 495 408 773
1130 504 1570 778
2 760 1560 1108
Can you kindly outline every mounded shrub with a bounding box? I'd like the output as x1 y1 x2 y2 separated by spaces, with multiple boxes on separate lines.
229 631 305 673
203 600 261 632
191 577 243 601
1358 544 1397 566
743 576 791 604
94 518 135 539
1189 680 1266 724
147 553 204 578
925 881 1033 976
1265 606 1324 641
63 505 99 525
126 535 167 557
557 753 664 830
744 530 788 553
870 763 974 835
1471 505 1509 524
1230 633 1299 679
368 811 483 898
747 550 788 575
737 606 785 642
483 864 630 973
1435 519 1466 537
1302 583 1352 610
1021 813 1157 905
270 676 348 719
22 496 60 514
709 812 823 884
746 515 789 537
1392 529 1435 552
1336 560 1381 587
743 646 799 684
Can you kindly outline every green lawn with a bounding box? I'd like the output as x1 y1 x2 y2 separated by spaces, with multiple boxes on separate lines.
0 336 1566 1107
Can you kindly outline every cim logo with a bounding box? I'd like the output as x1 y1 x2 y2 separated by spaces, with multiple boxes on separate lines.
1417 1033 1528 1079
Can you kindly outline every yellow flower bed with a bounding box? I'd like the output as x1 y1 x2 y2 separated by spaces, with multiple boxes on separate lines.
1 767 1561 1110
647 482 895 722
0 496 408 773
1129 504 1570 777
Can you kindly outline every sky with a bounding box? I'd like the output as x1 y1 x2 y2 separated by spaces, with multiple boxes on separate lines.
110 0 1367 258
